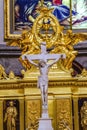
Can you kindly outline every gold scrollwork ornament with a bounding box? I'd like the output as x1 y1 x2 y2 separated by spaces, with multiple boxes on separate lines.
32 7 61 49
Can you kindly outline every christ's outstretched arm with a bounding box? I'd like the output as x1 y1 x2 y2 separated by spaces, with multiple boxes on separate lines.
24 56 38 67
48 54 65 67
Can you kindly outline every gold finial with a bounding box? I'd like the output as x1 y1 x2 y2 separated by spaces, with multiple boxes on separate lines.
41 0 44 6
9 71 15 79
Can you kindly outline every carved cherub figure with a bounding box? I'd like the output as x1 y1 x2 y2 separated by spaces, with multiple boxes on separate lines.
51 27 87 71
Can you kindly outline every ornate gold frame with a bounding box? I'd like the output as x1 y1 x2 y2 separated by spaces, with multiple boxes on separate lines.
4 0 73 40
4 0 87 39
4 0 21 39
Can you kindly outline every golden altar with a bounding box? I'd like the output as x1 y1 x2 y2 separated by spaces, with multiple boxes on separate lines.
0 73 87 130
2 5 87 130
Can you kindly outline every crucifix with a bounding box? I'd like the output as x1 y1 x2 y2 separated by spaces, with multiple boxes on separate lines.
22 42 66 113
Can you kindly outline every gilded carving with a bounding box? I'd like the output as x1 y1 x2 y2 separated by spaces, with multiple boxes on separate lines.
0 64 7 80
32 7 61 48
56 99 71 130
1 78 87 89
8 71 16 79
77 68 87 78
3 100 19 130
7 6 87 72
0 64 21 80
26 100 40 130
80 101 87 130
3 4 87 130
51 29 87 71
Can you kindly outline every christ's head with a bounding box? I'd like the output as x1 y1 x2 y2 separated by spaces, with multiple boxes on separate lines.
39 60 46 67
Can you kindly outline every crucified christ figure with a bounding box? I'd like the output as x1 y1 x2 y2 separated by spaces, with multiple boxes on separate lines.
22 42 66 109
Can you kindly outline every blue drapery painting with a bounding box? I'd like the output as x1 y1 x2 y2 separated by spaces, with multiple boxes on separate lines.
14 0 87 30
15 0 73 30
15 0 39 23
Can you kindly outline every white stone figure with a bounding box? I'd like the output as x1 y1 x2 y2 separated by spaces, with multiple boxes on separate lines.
22 42 66 109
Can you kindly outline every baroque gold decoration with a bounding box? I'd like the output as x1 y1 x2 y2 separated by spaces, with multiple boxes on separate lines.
77 68 87 78
8 71 15 79
7 7 61 55
0 64 7 80
4 100 18 130
26 100 40 130
56 99 72 130
7 6 87 72
51 29 87 70
32 7 61 48
80 101 87 130
0 64 21 80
